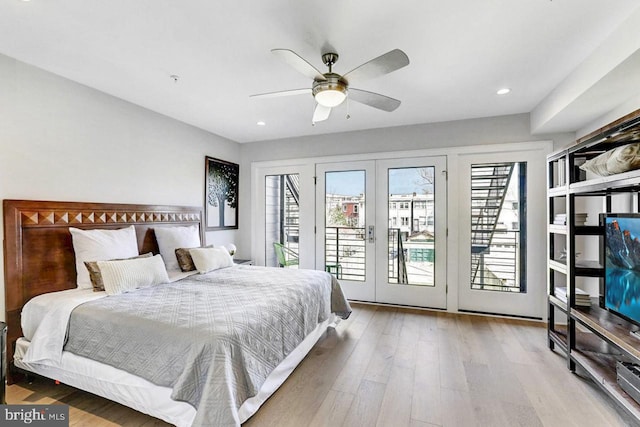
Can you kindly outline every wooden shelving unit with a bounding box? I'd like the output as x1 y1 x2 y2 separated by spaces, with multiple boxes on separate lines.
547 109 640 423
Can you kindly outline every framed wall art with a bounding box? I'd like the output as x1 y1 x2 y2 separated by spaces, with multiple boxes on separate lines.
204 156 239 230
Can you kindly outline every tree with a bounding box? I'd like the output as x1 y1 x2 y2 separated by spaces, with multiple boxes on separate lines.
415 167 435 194
328 205 348 227
207 161 238 227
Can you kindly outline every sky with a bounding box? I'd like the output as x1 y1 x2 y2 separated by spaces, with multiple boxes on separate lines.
325 167 434 196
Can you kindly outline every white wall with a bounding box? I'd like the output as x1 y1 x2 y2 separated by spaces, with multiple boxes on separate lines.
577 93 640 140
0 54 241 320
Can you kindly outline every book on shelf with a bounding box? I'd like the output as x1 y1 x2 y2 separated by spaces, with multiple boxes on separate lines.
553 214 566 225
554 287 592 307
552 213 587 226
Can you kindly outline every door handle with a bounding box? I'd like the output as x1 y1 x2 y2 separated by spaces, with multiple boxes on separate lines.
368 225 375 243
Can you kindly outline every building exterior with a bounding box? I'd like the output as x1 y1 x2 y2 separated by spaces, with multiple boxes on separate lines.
387 193 435 240
325 192 435 239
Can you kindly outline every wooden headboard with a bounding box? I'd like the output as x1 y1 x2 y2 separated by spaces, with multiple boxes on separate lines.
3 199 203 383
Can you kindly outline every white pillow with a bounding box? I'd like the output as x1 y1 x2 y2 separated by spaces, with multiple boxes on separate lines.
189 247 234 274
97 254 169 295
580 143 640 177
154 225 201 272
69 225 139 289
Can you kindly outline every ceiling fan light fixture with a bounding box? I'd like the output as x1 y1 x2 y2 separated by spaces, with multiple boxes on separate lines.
252 48 409 120
313 76 348 108
315 88 347 108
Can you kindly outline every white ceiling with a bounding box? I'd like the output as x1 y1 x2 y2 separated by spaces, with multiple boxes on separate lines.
2 0 639 143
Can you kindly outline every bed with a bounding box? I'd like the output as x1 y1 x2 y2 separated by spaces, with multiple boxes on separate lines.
3 199 351 426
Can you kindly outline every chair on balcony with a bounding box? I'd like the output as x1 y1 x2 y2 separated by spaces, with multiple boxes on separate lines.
325 263 342 279
273 243 299 268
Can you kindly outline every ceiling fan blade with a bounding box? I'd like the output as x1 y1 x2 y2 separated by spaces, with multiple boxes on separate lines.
250 88 311 99
349 88 401 112
271 49 327 81
343 49 410 83
312 104 332 123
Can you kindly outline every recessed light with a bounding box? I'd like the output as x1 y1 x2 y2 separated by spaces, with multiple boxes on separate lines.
256 121 266 126
497 88 511 95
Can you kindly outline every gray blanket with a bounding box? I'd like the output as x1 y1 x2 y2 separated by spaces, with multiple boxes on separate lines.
64 265 351 426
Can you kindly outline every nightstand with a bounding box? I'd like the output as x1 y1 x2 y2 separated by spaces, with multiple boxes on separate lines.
233 259 254 266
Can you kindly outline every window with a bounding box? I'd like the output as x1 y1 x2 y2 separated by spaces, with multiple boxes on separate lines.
265 173 300 268
325 170 366 282
353 205 359 213
390 202 396 209
470 162 527 293
401 217 409 226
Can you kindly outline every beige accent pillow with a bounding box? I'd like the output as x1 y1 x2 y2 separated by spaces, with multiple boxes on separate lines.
97 254 169 296
84 253 153 292
175 245 214 272
189 247 234 274
580 143 640 177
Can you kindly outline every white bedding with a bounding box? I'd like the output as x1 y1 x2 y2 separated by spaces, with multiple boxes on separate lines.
21 288 97 341
22 289 104 364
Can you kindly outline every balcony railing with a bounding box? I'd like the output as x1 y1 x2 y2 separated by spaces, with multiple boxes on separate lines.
325 227 366 281
388 228 434 286
324 227 436 285
471 229 520 292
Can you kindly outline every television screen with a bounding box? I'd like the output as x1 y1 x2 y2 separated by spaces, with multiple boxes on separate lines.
604 214 640 325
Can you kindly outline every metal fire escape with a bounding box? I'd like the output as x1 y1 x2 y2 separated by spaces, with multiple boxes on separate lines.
470 164 514 288
285 175 299 205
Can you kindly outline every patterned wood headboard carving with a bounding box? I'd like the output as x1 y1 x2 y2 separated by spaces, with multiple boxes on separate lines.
18 210 201 226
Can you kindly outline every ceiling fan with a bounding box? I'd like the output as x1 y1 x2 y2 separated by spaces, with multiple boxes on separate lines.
250 48 410 124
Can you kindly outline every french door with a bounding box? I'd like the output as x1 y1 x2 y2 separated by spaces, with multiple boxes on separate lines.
315 156 447 309
315 161 376 301
457 148 547 318
376 157 447 308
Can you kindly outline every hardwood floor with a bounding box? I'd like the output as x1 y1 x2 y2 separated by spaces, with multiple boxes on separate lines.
6 303 636 426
